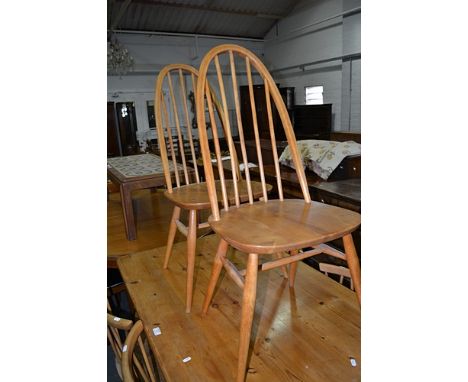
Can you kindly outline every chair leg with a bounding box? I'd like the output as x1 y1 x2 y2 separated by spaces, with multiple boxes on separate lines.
237 253 259 382
185 209 197 313
343 234 361 304
163 206 181 269
202 239 229 315
289 262 298 288
288 250 299 288
274 253 289 279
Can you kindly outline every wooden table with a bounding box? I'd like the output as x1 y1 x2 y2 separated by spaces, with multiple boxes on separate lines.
117 235 361 381
310 178 361 213
305 178 361 271
107 154 187 241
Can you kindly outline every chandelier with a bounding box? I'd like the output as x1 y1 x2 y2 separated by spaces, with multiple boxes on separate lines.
107 34 134 76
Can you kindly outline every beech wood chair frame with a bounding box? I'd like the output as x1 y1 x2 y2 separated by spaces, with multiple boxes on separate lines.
154 64 270 313
107 303 151 381
195 44 362 382
121 320 159 382
107 311 133 380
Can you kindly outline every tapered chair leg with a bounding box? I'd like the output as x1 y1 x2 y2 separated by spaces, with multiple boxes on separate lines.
343 234 361 304
274 253 289 279
237 253 259 382
185 209 197 313
163 206 181 269
288 250 299 288
289 262 298 288
202 239 229 315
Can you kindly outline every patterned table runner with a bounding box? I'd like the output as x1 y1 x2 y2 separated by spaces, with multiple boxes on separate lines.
107 154 183 178
279 140 361 180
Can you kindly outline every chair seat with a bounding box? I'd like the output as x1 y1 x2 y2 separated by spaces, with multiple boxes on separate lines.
164 180 272 210
208 199 361 254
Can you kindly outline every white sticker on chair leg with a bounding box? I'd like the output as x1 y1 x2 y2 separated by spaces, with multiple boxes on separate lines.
153 327 162 336
122 345 127 352
113 317 121 321
349 357 357 367
182 356 191 363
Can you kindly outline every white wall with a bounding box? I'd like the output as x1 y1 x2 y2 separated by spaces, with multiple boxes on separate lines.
342 0 361 132
107 34 264 147
263 0 361 132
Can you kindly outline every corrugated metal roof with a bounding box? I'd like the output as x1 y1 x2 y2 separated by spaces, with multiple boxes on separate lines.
108 0 301 39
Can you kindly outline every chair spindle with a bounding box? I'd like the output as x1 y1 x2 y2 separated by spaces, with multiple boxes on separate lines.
205 81 229 210
246 56 268 202
167 72 190 185
161 92 180 188
178 69 200 183
214 55 240 208
229 50 254 204
264 80 284 200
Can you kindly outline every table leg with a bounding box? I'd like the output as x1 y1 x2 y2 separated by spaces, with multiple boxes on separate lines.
120 184 137 241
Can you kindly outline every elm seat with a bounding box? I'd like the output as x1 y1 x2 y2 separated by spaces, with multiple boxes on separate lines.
164 179 271 210
209 199 361 254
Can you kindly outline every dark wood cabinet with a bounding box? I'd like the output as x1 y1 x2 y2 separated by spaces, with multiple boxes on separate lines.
239 85 333 143
107 101 140 157
107 102 121 157
234 139 288 166
239 85 287 141
293 104 332 140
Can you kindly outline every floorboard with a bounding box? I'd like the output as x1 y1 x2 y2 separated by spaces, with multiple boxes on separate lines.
107 188 210 262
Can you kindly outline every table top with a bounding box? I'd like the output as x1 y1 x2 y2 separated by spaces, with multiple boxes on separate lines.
117 235 361 382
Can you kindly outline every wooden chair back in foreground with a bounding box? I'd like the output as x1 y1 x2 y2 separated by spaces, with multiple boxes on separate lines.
154 64 271 313
122 320 159 382
107 308 134 380
196 44 361 382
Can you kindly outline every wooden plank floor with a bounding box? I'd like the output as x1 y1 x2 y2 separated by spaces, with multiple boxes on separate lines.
117 235 361 382
107 188 210 261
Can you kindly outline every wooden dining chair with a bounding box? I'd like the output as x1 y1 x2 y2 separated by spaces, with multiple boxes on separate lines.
154 64 271 313
195 44 361 382
107 305 135 380
121 320 159 382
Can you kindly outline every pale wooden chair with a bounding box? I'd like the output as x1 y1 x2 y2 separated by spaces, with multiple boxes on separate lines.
195 44 361 382
154 64 271 313
107 302 135 380
121 320 159 382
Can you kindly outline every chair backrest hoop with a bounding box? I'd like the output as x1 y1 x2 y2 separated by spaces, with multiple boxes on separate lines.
155 63 237 193
155 64 200 192
196 44 311 221
121 320 158 382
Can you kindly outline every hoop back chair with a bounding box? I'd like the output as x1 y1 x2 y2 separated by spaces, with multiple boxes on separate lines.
196 44 361 382
121 320 159 382
154 64 271 313
107 309 133 380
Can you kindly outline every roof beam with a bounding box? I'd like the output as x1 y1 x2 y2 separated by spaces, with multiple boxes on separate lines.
110 0 133 30
117 0 287 19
